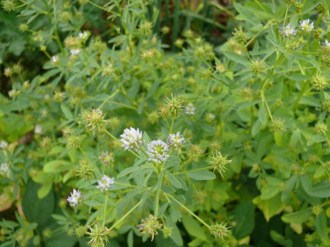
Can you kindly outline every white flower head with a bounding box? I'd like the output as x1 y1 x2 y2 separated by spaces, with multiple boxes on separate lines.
324 39 330 47
168 132 185 148
185 103 196 115
67 189 82 207
34 125 43 135
51 55 58 63
97 175 115 192
70 49 81 56
78 31 89 40
120 127 143 151
0 140 8 149
0 163 10 176
281 24 296 37
147 140 169 164
299 19 314 32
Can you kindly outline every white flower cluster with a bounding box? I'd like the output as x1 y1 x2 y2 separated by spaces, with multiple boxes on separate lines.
281 24 296 37
324 39 330 47
168 132 185 148
185 103 196 115
0 163 9 176
281 19 314 37
299 19 314 32
67 189 82 207
97 175 115 192
34 125 43 135
70 49 81 56
51 55 58 63
0 140 8 149
147 140 169 164
120 127 143 151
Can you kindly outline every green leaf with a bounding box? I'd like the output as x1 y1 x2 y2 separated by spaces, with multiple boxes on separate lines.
43 160 72 173
187 170 216 181
167 172 182 189
37 183 53 199
22 181 55 228
61 104 74 120
234 201 255 239
253 194 283 222
222 51 250 66
300 175 330 198
316 212 330 244
281 208 311 224
182 214 207 241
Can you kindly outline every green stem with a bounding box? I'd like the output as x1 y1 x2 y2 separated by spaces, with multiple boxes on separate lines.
165 193 210 229
52 0 64 52
323 133 330 147
174 166 214 175
103 194 108 225
98 89 120 109
109 199 143 231
154 170 164 217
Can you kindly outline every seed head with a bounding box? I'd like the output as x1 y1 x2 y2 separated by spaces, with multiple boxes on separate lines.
163 95 183 118
270 118 286 133
19 23 28 32
120 127 143 151
250 59 265 74
161 26 170 34
207 151 231 177
321 100 330 112
147 140 169 164
137 214 162 241
82 109 105 132
139 21 153 36
99 152 114 166
233 28 248 44
77 160 94 179
312 75 328 91
209 222 230 240
312 205 322 216
315 122 327 134
188 144 203 161
88 223 110 247
147 111 159 124
1 0 16 12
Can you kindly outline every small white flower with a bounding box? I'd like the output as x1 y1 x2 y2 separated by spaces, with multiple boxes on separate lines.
0 140 8 149
299 19 314 32
70 49 81 56
281 24 296 37
0 163 10 176
34 125 43 135
168 132 185 148
120 127 143 151
78 31 89 40
51 55 58 63
185 103 196 115
97 175 115 192
147 140 169 164
324 39 330 47
67 189 82 207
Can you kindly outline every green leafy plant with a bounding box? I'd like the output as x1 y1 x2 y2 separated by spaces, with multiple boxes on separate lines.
0 0 329 247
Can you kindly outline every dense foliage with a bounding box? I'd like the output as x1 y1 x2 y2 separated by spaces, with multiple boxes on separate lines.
0 0 329 247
